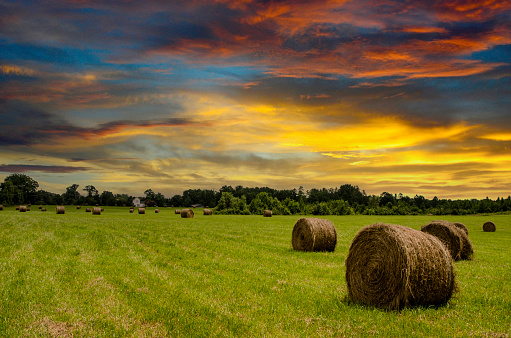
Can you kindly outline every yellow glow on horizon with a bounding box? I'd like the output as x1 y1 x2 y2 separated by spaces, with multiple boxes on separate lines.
480 133 511 141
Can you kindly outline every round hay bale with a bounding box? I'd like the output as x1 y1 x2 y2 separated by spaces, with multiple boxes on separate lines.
19 205 27 212
345 223 456 311
181 209 194 218
38 206 42 209
129 208 134 213
92 207 101 215
0 205 3 211
453 222 468 235
138 207 146 214
27 208 30 211
155 209 159 213
483 221 496 232
203 209 212 215
86 208 92 212
292 218 337 252
56 206 65 214
175 209 181 214
28 204 31 207
77 206 81 209
41 208 47 212
420 221 461 260
263 210 272 217
101 208 104 212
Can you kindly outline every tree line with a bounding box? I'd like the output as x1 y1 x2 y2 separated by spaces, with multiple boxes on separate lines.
1 173 510 216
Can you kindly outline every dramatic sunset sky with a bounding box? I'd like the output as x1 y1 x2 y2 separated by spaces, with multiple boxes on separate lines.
1 0 510 199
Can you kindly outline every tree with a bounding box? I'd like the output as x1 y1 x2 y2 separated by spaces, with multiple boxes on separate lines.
1 173 39 205
63 184 80 205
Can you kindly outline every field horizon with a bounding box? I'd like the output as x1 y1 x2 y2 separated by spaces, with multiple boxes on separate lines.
0 207 509 337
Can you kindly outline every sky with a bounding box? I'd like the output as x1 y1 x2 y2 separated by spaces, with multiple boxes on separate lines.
1 0 510 199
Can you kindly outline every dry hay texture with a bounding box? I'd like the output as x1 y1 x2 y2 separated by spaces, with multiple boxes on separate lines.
56 206 65 214
175 209 181 214
203 209 213 215
292 218 337 252
420 221 473 261
19 206 27 212
138 208 146 214
345 223 457 311
483 221 496 232
263 210 272 217
181 209 194 218
452 222 469 235
92 207 101 215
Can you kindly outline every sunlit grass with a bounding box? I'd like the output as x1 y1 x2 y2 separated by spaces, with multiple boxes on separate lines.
0 207 509 337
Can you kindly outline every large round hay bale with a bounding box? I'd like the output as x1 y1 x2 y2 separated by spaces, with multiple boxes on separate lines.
181 209 194 218
420 220 473 261
292 218 337 252
86 208 92 212
263 210 272 217
203 209 212 215
56 206 65 214
155 209 160 213
483 221 496 232
452 222 468 235
92 207 101 215
345 223 456 311
175 209 181 214
138 208 146 214
19 206 27 212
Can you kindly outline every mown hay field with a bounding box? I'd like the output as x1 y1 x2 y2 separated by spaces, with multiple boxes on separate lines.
0 207 510 337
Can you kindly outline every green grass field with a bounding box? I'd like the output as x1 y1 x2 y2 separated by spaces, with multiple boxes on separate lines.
0 206 510 337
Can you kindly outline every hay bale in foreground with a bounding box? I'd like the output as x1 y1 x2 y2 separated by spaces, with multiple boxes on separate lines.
92 207 101 215
420 220 473 261
175 209 181 214
263 210 272 217
483 221 496 232
452 222 468 235
345 223 456 311
292 218 337 252
138 208 146 214
19 206 27 212
86 208 92 212
203 209 212 215
56 206 65 214
181 209 194 218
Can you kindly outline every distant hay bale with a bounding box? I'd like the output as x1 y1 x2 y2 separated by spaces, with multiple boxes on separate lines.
155 209 159 213
175 209 181 214
86 208 92 212
92 207 101 215
27 208 30 211
56 206 65 214
483 221 496 232
181 209 194 218
19 205 27 212
129 208 134 213
345 223 456 311
453 222 468 235
203 209 212 215
263 210 272 217
292 218 337 252
41 208 47 212
420 220 473 261
38 206 42 209
138 208 146 214
0 205 3 211
77 206 81 209
28 204 31 207
101 208 104 212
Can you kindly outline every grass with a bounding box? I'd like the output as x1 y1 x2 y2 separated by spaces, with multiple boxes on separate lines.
0 206 510 337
